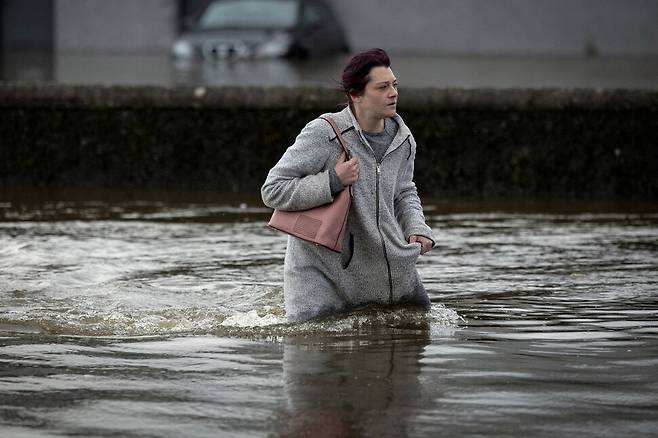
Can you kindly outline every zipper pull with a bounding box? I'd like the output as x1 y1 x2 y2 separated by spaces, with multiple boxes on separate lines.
376 163 381 175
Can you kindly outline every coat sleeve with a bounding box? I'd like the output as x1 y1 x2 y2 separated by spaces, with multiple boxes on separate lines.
261 118 336 211
394 135 436 245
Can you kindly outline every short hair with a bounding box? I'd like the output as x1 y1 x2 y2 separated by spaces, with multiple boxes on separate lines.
339 48 391 103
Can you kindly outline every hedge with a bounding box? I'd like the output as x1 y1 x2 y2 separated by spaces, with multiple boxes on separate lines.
1 83 656 199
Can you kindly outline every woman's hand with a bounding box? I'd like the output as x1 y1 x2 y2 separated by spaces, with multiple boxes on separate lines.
409 235 433 254
334 157 359 186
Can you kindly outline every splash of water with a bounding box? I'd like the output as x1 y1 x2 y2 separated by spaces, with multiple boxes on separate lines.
0 295 461 338
216 302 462 338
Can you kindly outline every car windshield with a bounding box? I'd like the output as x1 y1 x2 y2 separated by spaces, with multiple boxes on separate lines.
198 0 298 29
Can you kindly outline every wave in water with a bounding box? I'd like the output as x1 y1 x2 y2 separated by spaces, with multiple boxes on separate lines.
0 291 461 338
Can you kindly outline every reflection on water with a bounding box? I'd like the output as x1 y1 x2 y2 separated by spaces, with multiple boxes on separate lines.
278 329 431 438
1 192 657 437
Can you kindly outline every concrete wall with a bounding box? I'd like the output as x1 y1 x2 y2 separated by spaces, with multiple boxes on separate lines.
49 0 658 56
330 0 658 56
54 0 178 52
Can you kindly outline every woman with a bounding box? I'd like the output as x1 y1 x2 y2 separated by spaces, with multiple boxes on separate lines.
262 48 435 322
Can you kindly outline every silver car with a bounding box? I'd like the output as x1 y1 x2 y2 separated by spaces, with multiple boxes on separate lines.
172 0 349 62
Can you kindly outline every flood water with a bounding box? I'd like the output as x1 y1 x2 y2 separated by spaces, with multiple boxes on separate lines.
1 191 657 437
5 50 658 89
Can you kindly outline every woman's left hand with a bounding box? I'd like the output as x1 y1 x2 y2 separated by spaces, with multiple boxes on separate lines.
409 235 433 255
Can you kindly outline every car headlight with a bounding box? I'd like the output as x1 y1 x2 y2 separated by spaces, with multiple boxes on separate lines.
256 33 293 58
172 40 195 59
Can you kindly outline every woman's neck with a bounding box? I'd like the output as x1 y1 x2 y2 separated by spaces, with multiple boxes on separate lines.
352 106 385 133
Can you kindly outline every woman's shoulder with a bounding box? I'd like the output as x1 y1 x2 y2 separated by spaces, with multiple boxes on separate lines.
299 108 348 142
300 115 335 140
320 106 353 130
292 114 341 151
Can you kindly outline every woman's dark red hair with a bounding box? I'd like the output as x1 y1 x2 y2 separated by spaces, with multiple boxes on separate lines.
339 48 391 103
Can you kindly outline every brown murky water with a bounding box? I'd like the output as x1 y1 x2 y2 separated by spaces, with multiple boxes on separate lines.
1 191 657 437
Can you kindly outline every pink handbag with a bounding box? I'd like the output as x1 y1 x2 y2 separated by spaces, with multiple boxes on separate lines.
268 116 352 253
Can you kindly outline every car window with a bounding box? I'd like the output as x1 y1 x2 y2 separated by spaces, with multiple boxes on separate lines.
301 2 324 28
199 0 298 29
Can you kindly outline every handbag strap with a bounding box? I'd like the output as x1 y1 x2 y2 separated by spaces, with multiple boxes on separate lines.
319 115 353 195
319 116 351 160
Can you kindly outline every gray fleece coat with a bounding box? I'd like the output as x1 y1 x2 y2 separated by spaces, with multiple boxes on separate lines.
262 106 435 322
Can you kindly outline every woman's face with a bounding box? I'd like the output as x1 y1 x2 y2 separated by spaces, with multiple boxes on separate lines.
351 66 398 121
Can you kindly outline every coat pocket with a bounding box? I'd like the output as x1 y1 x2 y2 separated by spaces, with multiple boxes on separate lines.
341 232 355 269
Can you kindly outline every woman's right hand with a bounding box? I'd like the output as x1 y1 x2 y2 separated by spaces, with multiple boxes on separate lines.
334 156 359 186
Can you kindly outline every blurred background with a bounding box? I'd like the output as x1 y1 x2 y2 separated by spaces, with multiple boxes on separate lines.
1 0 657 88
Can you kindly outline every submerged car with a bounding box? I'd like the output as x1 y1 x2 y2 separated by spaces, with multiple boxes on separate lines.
172 0 349 62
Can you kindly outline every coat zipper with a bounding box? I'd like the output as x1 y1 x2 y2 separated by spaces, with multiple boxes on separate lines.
375 134 409 304
376 163 394 304
361 130 409 305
